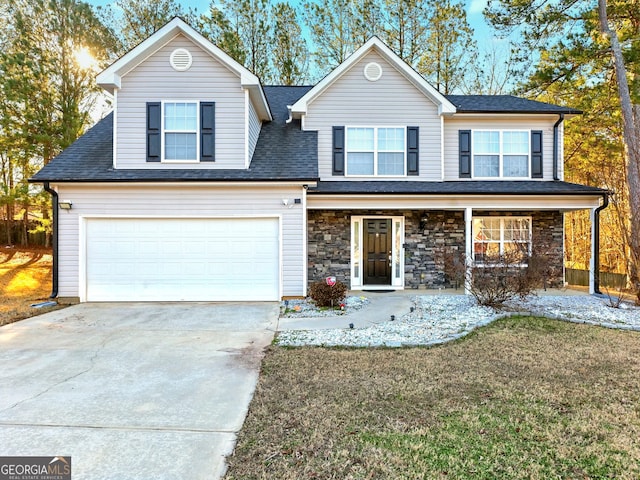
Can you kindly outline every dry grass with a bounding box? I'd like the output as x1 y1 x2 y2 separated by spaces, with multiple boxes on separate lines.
226 317 640 479
0 247 60 326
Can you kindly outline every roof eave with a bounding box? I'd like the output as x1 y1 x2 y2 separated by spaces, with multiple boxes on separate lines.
454 109 582 116
29 176 320 184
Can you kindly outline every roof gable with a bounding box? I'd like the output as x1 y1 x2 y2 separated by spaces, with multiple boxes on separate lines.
96 17 272 120
290 36 456 117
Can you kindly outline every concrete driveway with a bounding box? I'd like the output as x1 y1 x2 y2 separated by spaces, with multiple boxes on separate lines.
0 302 278 479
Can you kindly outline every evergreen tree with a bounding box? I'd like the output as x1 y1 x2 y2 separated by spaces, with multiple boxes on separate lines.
200 0 272 81
110 0 187 52
271 2 309 85
417 0 476 94
487 0 640 300
0 0 116 244
382 0 430 66
301 0 363 74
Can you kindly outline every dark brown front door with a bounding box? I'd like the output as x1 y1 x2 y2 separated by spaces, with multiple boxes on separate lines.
364 219 392 285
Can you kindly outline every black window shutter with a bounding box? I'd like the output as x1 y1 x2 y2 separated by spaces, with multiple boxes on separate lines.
531 130 543 178
459 130 471 178
146 102 161 162
407 126 419 176
200 102 215 162
332 126 345 175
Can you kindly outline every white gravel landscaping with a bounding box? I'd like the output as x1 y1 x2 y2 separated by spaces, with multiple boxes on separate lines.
280 295 370 317
276 294 640 348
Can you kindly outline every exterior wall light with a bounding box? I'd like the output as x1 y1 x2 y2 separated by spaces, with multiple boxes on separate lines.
59 200 73 210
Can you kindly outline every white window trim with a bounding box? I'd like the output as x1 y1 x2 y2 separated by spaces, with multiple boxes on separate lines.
345 126 407 177
161 100 200 163
472 216 532 265
350 215 404 289
472 129 530 179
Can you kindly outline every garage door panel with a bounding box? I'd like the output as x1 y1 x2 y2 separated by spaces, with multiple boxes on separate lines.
85 218 279 302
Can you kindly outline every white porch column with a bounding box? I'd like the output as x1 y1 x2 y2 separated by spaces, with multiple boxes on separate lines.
589 207 596 294
464 207 473 295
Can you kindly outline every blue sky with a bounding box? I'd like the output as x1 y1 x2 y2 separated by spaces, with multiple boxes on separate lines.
88 0 498 48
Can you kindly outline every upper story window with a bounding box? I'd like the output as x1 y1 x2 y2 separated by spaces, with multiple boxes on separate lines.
473 130 529 178
473 217 531 263
146 101 215 163
164 102 198 161
346 127 405 176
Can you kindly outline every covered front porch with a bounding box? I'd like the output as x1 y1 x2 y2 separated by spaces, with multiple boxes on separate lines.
305 184 607 295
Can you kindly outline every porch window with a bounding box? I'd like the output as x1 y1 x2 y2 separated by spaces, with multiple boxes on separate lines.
164 102 198 160
346 127 405 176
473 130 529 178
473 217 531 263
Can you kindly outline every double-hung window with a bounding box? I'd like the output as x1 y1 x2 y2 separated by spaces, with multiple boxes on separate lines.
346 127 405 176
473 130 529 178
164 102 198 161
473 217 531 263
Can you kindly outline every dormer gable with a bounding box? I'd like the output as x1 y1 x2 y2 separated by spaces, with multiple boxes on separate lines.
97 17 271 121
290 36 456 118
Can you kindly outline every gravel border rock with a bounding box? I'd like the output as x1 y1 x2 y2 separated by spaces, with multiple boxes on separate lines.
280 295 369 317
276 295 640 348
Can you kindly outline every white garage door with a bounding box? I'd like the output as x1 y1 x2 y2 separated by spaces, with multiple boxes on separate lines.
84 217 279 302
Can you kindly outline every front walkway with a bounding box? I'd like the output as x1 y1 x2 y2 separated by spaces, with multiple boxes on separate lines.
278 287 588 331
276 289 639 347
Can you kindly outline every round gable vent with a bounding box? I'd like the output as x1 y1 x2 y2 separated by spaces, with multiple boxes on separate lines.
170 48 192 71
364 62 382 82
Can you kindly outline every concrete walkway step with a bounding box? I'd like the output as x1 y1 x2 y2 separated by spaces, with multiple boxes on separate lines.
277 293 414 331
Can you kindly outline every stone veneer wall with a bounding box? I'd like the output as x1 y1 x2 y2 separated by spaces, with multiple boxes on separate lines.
474 210 565 288
307 209 564 290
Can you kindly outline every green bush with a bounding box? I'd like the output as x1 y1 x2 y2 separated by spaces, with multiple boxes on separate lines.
308 280 347 307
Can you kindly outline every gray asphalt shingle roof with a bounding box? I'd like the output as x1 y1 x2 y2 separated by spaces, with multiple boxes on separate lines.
30 87 584 184
307 181 606 195
446 95 581 114
30 86 317 183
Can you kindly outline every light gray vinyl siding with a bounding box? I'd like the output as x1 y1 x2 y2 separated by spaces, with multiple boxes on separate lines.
248 97 262 162
303 50 442 181
54 184 305 298
116 34 246 169
443 116 558 180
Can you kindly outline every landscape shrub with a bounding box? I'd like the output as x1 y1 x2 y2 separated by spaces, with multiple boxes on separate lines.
442 246 553 308
308 279 347 307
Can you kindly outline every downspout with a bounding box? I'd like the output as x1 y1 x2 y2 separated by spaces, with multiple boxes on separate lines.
43 182 58 299
593 192 609 295
553 113 564 181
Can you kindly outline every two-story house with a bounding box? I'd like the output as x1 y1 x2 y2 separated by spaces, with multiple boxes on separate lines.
30 18 607 303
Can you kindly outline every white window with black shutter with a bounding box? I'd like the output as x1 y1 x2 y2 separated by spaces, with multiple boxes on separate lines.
458 129 543 179
332 126 419 176
146 100 215 163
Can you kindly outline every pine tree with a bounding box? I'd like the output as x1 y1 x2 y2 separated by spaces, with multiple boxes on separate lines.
271 2 309 85
417 0 476 94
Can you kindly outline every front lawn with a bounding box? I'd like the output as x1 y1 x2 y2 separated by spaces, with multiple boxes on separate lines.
226 317 640 479
0 247 59 326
